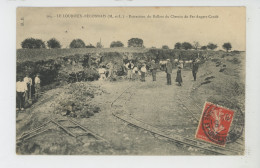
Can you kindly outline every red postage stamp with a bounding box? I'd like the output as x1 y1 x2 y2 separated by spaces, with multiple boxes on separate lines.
195 102 234 147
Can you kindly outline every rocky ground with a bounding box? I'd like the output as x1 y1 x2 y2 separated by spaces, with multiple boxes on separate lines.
16 52 245 155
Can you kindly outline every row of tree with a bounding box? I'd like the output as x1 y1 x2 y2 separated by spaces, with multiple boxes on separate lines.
21 38 144 49
173 41 232 52
21 38 232 52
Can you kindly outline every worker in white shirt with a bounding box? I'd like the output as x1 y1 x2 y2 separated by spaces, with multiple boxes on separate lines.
23 74 32 101
98 66 107 81
140 64 147 82
16 77 27 111
34 74 41 99
178 60 184 69
107 62 114 78
125 60 134 80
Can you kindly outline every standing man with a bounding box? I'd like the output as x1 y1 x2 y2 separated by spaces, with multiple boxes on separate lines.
176 65 183 86
16 77 27 111
98 66 107 81
34 74 41 100
140 64 147 82
132 66 139 80
192 59 199 81
23 74 32 101
165 59 173 85
107 61 114 78
125 60 134 80
150 60 157 81
179 60 184 69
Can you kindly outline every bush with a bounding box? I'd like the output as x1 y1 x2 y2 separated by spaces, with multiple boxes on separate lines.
222 42 232 52
110 41 124 48
47 38 61 49
68 69 100 83
82 54 91 68
207 43 218 50
181 42 193 50
162 45 169 49
100 52 123 65
174 42 181 49
96 42 103 48
69 39 85 48
128 38 144 47
85 44 95 48
147 49 173 62
16 59 61 86
21 38 46 49
200 46 207 50
193 41 200 50
84 69 100 81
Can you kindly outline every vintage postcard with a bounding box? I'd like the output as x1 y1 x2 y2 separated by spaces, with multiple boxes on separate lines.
16 7 245 155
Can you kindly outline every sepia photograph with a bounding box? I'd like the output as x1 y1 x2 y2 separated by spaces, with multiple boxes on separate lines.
16 7 245 155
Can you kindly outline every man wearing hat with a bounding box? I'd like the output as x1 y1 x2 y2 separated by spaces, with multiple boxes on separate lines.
140 64 147 82
125 60 134 80
192 59 199 81
176 65 183 86
34 74 41 99
150 60 157 81
165 59 173 85
16 77 27 111
23 74 32 101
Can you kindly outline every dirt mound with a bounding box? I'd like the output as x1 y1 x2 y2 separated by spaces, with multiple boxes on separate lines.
16 81 109 154
191 52 245 114
67 69 100 83
53 82 104 118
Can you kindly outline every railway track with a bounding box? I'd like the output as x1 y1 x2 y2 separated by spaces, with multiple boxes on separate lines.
17 116 107 144
111 85 243 155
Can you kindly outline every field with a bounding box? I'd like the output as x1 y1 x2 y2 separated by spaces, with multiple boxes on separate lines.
16 49 245 155
16 47 222 63
16 47 149 63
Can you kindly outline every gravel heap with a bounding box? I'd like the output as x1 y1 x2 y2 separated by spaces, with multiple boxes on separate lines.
54 82 104 118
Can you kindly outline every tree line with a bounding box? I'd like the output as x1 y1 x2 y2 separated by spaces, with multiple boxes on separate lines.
173 41 232 52
21 38 232 52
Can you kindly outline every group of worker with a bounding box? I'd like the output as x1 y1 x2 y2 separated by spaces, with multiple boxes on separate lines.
16 74 41 111
98 60 149 82
166 58 199 86
124 60 148 82
123 58 199 85
164 59 183 86
98 61 116 81
17 58 199 110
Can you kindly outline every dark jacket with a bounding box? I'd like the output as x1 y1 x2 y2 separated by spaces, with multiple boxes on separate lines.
150 62 156 69
192 63 199 72
166 61 173 74
176 69 183 83
150 62 159 71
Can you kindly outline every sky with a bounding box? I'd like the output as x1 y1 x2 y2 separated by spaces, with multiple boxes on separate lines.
17 7 246 50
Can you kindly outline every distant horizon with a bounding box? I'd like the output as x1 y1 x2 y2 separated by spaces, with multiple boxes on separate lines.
17 38 241 51
16 46 246 52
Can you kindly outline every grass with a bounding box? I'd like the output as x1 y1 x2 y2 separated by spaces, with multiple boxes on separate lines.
17 48 226 63
17 47 149 63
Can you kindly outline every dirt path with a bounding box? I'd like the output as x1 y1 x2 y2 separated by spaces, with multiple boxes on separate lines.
77 70 212 155
16 68 226 155
126 70 197 129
